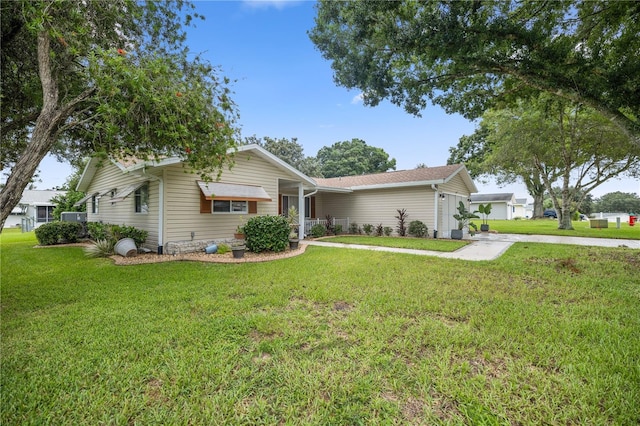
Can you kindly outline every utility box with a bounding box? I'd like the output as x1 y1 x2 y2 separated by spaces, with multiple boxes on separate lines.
61 212 87 223
589 219 608 229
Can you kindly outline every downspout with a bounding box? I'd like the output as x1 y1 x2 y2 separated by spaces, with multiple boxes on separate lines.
297 183 305 239
303 190 318 240
431 184 439 239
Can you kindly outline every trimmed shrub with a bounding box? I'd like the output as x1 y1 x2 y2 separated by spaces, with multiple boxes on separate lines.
408 220 428 238
348 222 359 234
334 224 342 235
59 222 82 243
243 215 289 253
311 224 326 238
362 224 373 235
34 222 82 245
383 226 393 236
35 223 60 245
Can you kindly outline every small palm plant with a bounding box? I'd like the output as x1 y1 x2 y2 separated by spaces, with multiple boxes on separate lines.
478 203 492 231
84 239 115 258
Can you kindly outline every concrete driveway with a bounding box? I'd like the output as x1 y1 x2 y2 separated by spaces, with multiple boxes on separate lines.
303 233 639 262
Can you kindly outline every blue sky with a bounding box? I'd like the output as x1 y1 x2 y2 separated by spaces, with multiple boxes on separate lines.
30 0 640 198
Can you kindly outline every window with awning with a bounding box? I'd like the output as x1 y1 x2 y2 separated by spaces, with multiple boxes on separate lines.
197 181 272 202
73 192 98 207
111 182 148 203
198 181 270 214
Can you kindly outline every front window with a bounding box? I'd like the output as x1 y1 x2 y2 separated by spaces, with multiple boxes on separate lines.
213 200 248 213
135 185 149 213
37 206 54 223
282 195 311 218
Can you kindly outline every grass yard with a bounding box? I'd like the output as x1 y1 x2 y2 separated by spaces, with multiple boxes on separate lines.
319 236 468 251
486 218 640 239
2 230 639 424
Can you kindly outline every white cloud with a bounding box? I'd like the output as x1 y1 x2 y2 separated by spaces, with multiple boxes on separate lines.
351 93 364 104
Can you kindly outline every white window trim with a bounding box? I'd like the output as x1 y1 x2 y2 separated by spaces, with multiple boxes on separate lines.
212 200 248 214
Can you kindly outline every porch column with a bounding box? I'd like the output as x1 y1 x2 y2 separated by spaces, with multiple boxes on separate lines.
298 183 305 239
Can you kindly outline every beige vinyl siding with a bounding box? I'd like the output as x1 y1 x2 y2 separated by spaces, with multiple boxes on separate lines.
84 162 160 248
318 186 435 235
439 174 473 238
163 153 294 244
440 174 470 197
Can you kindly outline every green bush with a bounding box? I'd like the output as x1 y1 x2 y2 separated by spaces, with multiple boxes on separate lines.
408 220 428 238
383 226 393 236
34 223 60 245
348 222 360 234
113 225 148 247
86 222 148 247
375 223 384 237
362 224 373 235
87 222 110 241
311 224 326 238
34 222 82 245
243 215 289 253
59 222 81 243
334 224 342 235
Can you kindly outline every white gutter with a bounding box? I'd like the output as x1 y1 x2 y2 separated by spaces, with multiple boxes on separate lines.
431 184 439 238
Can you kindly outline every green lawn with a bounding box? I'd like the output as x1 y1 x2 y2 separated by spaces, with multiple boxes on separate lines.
2 231 639 424
486 218 640 239
320 235 468 251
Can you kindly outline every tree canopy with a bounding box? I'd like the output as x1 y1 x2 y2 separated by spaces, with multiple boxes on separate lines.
475 95 639 229
593 192 640 214
316 138 396 178
1 0 239 229
245 136 323 177
310 0 640 143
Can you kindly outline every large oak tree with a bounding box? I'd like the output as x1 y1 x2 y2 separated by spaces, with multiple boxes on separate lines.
1 1 239 229
479 96 639 229
310 0 640 143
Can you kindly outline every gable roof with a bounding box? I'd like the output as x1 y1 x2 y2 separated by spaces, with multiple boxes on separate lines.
314 164 477 192
76 144 316 192
470 193 515 203
19 190 66 205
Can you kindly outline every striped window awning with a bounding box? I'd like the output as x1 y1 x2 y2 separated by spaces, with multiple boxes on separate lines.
197 181 272 202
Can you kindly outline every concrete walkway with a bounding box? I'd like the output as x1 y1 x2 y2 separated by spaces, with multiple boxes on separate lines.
302 233 639 262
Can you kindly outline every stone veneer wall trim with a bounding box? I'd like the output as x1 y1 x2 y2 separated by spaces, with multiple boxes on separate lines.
164 238 243 255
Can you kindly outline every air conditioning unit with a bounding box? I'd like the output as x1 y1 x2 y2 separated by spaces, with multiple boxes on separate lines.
61 212 87 223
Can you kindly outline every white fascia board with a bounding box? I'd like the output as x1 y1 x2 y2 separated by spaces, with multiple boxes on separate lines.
314 186 353 193
349 180 445 191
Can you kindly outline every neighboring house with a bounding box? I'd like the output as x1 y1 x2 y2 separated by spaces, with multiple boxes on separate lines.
75 144 477 253
470 193 517 220
3 189 66 230
514 198 529 219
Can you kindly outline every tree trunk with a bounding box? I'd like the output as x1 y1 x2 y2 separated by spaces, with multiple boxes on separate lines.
1 31 65 230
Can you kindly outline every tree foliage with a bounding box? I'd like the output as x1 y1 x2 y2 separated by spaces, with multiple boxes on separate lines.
316 138 396 178
310 0 640 142
1 0 239 229
480 95 639 229
246 135 323 177
593 192 640 214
